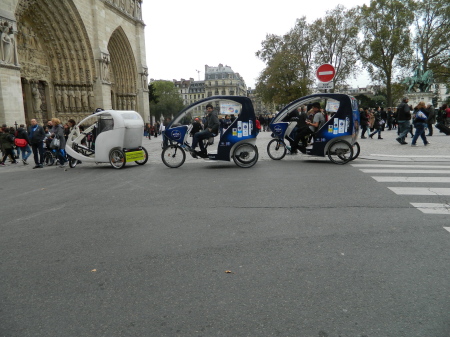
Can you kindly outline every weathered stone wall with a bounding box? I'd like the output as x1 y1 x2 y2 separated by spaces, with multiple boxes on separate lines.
0 0 149 126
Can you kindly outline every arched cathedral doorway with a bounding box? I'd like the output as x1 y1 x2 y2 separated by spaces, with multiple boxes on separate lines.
108 27 138 112
15 0 96 123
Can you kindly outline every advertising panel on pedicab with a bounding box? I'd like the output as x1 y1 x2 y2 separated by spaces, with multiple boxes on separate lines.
218 101 255 154
124 149 145 162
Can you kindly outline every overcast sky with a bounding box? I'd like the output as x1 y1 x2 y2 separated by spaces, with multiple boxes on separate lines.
142 0 370 89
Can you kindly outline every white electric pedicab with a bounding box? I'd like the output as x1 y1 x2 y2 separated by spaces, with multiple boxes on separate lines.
65 110 148 169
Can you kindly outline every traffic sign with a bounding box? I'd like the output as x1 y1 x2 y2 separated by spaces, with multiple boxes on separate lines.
317 82 334 90
316 64 335 83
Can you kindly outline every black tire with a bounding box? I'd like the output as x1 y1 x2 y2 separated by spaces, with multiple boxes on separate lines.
267 139 286 160
44 151 55 166
69 157 78 168
109 149 126 169
349 142 360 161
327 139 354 165
135 147 148 165
161 145 185 168
233 143 258 168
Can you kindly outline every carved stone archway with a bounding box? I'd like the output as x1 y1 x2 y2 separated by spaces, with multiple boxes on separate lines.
15 0 95 123
107 27 138 111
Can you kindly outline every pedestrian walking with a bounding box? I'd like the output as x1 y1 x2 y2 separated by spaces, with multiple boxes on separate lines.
0 127 18 166
15 124 32 165
28 119 46 168
411 101 430 146
425 103 435 136
369 109 383 139
395 97 411 145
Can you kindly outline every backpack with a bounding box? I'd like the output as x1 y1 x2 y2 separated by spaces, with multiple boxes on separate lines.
7 133 15 144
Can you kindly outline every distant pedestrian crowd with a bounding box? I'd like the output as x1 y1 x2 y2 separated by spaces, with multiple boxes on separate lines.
359 100 450 146
0 118 79 168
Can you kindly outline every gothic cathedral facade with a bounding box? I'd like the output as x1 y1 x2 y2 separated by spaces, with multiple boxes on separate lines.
0 0 149 125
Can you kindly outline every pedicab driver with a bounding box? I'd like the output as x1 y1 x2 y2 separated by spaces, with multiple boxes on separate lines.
191 103 220 158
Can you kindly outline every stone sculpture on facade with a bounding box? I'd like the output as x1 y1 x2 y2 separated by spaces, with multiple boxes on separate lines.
31 82 42 113
141 67 148 90
101 54 110 83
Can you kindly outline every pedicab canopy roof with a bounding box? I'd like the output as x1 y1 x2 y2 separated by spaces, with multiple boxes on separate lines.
77 110 144 129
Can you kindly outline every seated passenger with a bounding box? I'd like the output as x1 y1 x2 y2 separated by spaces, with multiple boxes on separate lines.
286 106 311 154
190 118 203 137
191 104 219 158
307 102 325 132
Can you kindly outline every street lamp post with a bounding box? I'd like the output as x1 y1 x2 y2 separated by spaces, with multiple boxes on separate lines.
14 121 18 130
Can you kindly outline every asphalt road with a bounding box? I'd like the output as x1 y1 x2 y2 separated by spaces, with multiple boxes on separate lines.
1 132 449 337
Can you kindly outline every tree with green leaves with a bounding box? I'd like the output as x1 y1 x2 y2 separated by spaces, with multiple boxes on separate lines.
255 17 314 107
310 5 359 92
412 0 450 85
148 80 184 122
357 0 414 106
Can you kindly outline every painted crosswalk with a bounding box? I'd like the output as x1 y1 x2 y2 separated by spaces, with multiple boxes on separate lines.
352 163 450 232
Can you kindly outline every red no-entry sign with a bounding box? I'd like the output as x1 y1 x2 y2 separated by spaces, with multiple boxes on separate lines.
316 64 335 83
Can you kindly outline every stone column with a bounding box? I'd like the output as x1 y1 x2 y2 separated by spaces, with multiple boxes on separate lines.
44 81 54 121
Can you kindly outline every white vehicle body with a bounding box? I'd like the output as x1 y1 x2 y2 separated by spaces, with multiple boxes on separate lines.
66 110 144 165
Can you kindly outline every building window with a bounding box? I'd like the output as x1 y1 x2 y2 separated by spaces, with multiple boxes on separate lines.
230 91 234 95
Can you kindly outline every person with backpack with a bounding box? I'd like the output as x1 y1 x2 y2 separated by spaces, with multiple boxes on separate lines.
15 124 32 165
0 127 18 166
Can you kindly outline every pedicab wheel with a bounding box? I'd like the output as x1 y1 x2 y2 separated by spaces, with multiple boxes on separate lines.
44 151 55 166
327 139 354 165
135 147 148 165
69 157 78 168
161 145 185 168
349 142 360 161
233 143 258 168
109 149 126 169
267 139 287 160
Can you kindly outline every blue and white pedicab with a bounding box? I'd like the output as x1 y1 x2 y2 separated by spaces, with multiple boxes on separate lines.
65 110 148 169
267 93 360 164
161 96 259 168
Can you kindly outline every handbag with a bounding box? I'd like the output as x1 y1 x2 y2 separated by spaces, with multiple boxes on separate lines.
50 136 60 149
14 138 28 147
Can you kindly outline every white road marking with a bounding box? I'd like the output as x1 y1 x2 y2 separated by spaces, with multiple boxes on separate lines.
369 154 450 158
444 227 450 233
361 169 450 174
352 164 450 168
388 187 450 195
411 203 450 214
372 176 450 182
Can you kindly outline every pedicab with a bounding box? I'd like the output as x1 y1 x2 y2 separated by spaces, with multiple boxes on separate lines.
267 93 360 164
161 96 258 168
65 110 148 169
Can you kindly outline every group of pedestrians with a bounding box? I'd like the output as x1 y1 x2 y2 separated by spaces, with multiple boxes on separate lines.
0 118 71 168
144 122 160 139
359 97 447 147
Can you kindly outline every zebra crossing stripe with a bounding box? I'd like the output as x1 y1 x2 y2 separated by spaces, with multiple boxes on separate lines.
352 164 450 168
361 169 450 174
372 177 450 182
410 203 450 214
388 187 450 195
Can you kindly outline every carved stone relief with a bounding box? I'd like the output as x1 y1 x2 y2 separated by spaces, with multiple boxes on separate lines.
0 20 19 66
141 67 148 91
99 52 111 84
105 0 143 21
